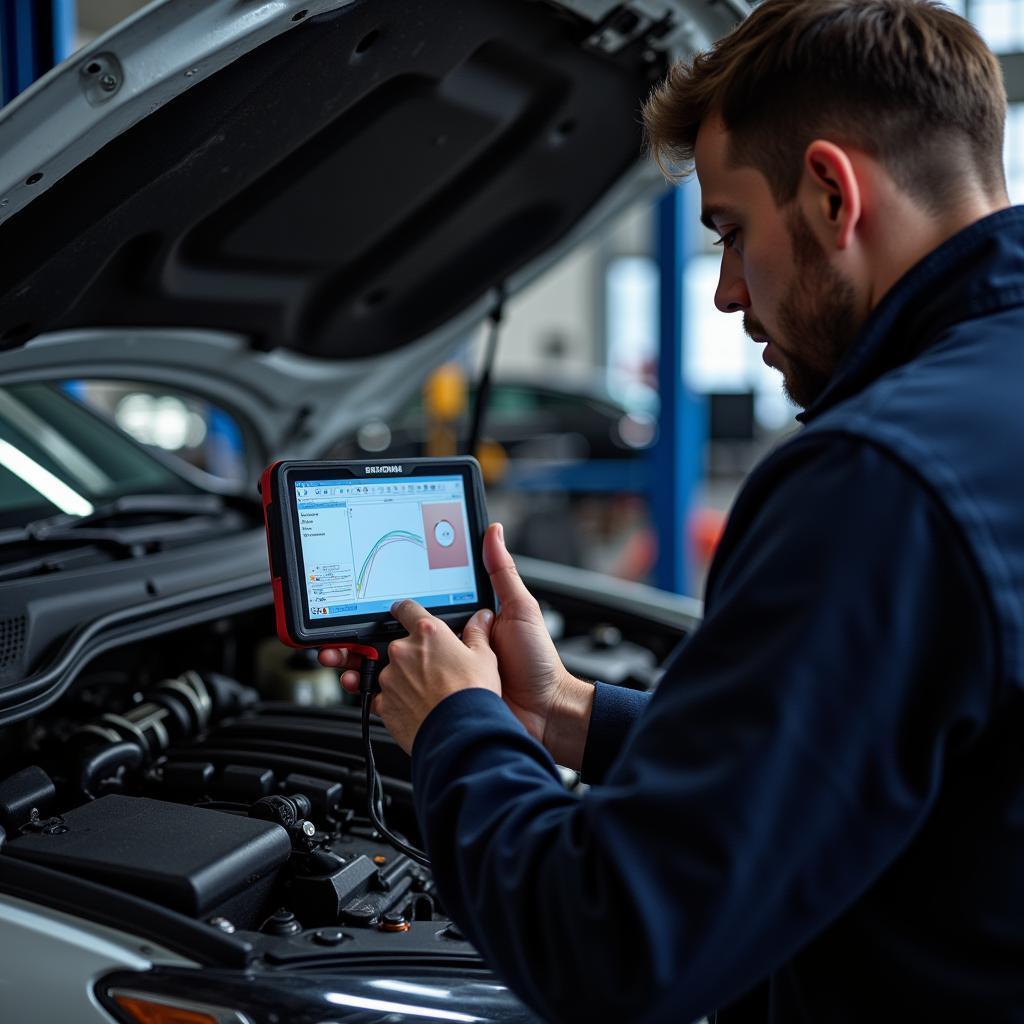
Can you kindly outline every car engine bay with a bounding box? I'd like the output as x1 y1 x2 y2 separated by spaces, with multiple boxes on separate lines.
0 582 694 978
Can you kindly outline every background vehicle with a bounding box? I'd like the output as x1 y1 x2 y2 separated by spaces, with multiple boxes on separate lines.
329 372 660 464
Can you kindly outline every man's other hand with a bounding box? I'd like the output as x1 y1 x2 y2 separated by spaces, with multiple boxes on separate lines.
321 602 499 755
483 523 594 770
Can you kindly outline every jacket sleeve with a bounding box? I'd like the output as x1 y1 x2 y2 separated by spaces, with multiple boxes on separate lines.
580 682 651 783
410 437 995 1024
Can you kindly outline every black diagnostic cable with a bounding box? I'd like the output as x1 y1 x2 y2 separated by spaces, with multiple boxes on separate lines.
358 655 431 868
465 290 505 458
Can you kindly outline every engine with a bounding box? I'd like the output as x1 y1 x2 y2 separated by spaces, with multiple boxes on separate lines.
0 665 465 957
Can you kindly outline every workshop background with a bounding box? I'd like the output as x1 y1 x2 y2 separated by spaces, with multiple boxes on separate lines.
5 0 1023 599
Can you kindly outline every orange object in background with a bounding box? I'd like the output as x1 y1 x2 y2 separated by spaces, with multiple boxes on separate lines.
610 522 658 582
425 364 467 419
476 438 508 484
691 506 727 566
424 363 467 458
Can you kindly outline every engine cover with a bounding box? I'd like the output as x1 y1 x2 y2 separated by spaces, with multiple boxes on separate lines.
4 795 291 918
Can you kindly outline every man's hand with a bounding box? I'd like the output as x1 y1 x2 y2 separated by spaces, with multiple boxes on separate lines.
324 601 499 755
481 523 594 770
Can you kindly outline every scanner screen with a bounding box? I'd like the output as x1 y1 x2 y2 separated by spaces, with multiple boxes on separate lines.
294 475 479 618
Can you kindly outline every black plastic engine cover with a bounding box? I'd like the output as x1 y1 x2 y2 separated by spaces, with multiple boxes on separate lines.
3 794 290 917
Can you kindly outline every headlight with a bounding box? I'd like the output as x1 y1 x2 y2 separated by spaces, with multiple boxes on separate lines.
106 989 252 1024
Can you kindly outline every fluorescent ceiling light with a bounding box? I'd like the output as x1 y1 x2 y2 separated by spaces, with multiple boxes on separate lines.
0 439 94 516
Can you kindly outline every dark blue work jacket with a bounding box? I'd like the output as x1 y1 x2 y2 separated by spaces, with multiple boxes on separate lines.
412 206 1024 1023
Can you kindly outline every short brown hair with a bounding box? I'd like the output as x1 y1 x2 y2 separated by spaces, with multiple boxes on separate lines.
643 0 1008 210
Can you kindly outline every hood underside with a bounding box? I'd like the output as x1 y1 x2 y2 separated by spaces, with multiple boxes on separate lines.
0 0 749 360
0 0 748 462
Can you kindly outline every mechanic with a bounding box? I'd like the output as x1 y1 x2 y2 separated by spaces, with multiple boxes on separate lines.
322 1 1024 1020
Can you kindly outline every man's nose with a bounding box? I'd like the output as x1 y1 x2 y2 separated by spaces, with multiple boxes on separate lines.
714 259 751 314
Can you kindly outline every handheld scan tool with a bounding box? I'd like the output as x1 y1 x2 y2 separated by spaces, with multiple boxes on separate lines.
260 457 492 869
260 457 494 651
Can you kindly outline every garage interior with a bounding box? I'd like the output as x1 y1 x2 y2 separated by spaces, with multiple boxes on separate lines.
1 3 1024 1023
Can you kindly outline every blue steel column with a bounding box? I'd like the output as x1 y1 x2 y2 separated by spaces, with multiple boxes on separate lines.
1 0 76 106
652 183 706 595
52 0 76 63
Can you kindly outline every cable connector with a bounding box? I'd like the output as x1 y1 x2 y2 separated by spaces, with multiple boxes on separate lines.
359 656 381 696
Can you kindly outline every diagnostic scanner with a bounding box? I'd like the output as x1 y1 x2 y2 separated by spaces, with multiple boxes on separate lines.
260 457 494 650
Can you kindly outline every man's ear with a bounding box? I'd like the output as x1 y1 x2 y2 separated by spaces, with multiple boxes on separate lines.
799 140 862 251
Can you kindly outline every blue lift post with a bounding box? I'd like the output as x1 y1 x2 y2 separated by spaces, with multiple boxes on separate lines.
652 183 706 595
1 0 76 106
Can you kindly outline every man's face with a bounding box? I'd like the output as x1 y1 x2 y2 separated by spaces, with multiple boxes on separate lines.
693 117 861 409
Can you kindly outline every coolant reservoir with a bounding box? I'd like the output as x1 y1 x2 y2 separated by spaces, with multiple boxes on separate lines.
254 638 344 705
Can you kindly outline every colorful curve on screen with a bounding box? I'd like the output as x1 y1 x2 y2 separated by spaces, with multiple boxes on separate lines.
356 530 426 596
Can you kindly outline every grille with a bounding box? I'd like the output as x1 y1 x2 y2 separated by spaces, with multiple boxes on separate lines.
0 615 26 669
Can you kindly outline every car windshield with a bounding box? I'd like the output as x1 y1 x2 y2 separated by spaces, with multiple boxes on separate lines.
0 383 199 529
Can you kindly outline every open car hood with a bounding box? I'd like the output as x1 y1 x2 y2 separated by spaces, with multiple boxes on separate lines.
0 0 747 464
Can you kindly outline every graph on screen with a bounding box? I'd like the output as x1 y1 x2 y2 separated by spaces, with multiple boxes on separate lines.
356 530 426 595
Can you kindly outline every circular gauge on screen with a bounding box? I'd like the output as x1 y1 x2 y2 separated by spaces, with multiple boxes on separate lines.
434 520 456 548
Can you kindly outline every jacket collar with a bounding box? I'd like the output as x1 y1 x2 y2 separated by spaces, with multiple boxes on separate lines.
798 205 1024 424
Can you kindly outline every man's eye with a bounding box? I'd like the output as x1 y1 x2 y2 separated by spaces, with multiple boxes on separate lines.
714 229 740 251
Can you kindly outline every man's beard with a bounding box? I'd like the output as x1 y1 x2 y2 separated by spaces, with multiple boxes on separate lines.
761 210 861 410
